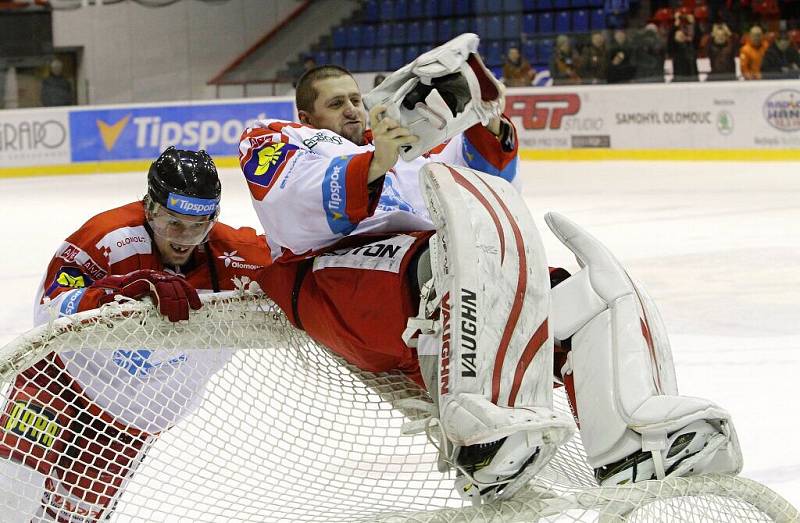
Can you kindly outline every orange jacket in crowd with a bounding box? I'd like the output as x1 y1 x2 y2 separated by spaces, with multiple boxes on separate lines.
740 40 770 79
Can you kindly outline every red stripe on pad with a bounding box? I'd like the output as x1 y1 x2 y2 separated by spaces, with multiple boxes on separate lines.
508 319 548 406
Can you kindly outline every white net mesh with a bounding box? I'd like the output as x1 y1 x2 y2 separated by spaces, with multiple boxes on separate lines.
0 289 797 522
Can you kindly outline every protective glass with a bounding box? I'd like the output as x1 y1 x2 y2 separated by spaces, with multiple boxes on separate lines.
146 201 217 246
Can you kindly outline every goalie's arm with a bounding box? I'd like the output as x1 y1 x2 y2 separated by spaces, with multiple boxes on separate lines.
240 122 384 258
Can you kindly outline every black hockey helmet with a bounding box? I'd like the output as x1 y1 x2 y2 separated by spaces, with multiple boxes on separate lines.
147 146 221 217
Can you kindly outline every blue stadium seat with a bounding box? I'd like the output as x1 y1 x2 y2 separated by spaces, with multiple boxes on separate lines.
347 26 362 48
438 19 454 42
345 49 359 71
573 10 589 31
376 23 391 43
522 0 536 11
555 11 569 33
380 0 395 21
364 1 379 23
504 14 521 37
454 17 470 37
438 0 454 17
359 48 374 71
333 27 348 49
537 40 553 64
472 16 487 38
374 47 389 70
423 0 437 17
486 41 503 67
421 19 436 43
503 0 522 12
537 0 553 9
572 0 589 7
455 0 471 16
406 21 421 44
313 50 329 65
522 13 536 34
590 8 606 29
538 12 553 33
478 41 487 58
362 24 377 48
553 0 569 9
389 46 405 70
405 45 419 63
486 15 502 40
473 0 490 14
588 0 603 6
607 13 625 28
522 39 536 63
394 0 408 19
330 50 344 66
408 0 423 18
392 22 407 44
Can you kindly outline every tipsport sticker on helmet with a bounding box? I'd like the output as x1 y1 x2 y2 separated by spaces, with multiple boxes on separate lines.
166 193 220 216
322 155 357 235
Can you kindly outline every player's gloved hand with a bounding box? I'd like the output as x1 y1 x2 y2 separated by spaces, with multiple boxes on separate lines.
92 269 201 322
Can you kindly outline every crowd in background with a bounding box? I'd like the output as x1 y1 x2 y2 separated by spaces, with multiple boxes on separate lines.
502 1 800 86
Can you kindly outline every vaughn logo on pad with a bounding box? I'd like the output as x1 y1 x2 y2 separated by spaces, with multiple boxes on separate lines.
167 193 219 216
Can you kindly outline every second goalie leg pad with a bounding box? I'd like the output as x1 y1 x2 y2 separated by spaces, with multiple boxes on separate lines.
408 163 574 502
546 212 742 486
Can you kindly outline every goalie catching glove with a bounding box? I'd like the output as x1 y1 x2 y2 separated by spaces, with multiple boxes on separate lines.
364 33 505 161
92 269 202 322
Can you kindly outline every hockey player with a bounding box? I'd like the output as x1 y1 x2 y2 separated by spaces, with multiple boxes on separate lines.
240 35 741 504
0 147 269 522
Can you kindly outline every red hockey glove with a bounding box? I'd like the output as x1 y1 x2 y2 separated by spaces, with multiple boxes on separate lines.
92 269 202 322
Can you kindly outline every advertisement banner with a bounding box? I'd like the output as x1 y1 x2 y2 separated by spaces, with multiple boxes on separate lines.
0 109 71 168
68 99 294 162
505 81 800 154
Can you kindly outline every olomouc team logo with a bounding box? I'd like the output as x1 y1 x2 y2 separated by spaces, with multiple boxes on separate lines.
68 100 294 162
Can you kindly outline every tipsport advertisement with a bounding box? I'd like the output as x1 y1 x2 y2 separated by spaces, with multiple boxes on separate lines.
68 99 294 162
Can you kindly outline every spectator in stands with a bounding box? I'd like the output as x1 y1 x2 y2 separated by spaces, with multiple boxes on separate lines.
551 35 582 85
740 25 769 80
706 23 738 81
669 19 699 82
579 31 608 84
761 31 800 79
607 30 636 83
373 73 387 88
632 24 666 83
303 55 317 73
502 46 534 87
40 59 73 107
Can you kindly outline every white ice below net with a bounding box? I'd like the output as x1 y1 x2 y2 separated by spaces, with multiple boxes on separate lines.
0 288 797 523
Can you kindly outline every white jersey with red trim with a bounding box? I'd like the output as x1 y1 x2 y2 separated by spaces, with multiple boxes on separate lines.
238 118 519 261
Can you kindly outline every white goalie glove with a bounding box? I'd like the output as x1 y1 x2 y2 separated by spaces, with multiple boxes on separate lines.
546 212 743 485
363 33 505 161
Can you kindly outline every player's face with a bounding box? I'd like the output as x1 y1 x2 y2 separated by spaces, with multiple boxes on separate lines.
148 206 214 266
308 76 366 145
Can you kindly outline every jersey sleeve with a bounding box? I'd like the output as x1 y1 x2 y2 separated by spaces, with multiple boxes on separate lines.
34 228 112 326
431 115 521 190
239 121 382 259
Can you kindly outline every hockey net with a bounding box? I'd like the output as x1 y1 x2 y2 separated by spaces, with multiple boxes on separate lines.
0 286 797 523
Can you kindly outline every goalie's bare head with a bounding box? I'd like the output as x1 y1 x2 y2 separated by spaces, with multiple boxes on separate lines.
296 65 367 146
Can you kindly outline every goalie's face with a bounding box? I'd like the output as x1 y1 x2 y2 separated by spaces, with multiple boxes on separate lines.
303 76 366 145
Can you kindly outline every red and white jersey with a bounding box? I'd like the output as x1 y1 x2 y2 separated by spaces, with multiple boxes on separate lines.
239 118 519 261
34 201 270 433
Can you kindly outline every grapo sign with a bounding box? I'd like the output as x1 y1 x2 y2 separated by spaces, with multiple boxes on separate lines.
504 94 581 130
0 119 67 151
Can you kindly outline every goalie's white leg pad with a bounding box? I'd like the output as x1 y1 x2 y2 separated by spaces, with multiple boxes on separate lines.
414 164 574 500
545 212 742 480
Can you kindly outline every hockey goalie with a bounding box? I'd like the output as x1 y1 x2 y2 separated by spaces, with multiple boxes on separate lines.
238 32 742 504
